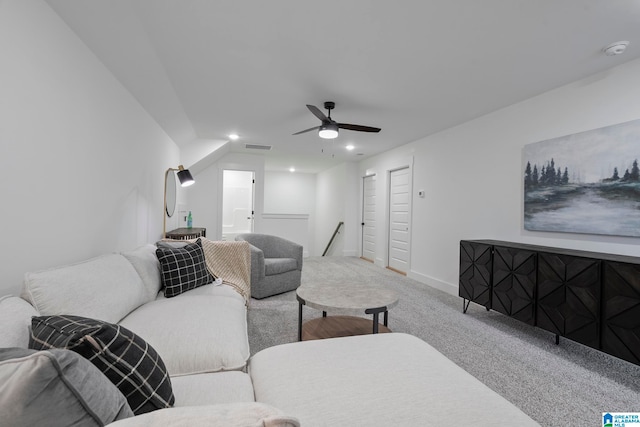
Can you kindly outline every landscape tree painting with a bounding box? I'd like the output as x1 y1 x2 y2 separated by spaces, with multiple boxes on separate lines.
523 119 640 237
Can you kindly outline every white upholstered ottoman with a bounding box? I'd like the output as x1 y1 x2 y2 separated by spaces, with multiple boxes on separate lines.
249 333 539 427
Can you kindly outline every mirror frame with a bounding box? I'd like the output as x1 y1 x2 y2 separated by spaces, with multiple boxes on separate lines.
165 169 177 217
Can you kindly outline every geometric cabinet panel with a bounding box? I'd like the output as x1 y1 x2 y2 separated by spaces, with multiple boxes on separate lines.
492 246 537 325
536 253 601 349
602 261 640 365
459 241 492 309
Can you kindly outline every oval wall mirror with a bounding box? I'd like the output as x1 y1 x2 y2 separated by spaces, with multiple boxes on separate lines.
165 171 177 217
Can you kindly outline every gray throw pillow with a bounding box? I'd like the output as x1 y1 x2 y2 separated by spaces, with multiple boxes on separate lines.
0 347 133 427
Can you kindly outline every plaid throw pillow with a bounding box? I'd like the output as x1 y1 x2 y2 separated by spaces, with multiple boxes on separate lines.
29 315 174 415
156 239 214 297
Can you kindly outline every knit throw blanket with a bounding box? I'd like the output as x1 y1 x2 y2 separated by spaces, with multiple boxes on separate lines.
199 238 251 304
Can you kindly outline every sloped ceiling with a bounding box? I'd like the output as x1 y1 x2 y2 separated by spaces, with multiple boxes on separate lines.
46 0 640 172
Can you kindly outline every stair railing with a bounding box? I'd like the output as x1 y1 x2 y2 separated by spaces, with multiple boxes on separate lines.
322 221 344 256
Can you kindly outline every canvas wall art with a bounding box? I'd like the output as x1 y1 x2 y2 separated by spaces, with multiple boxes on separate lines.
523 119 640 237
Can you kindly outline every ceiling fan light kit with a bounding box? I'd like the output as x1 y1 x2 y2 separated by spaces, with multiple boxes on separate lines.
319 122 339 139
293 101 381 139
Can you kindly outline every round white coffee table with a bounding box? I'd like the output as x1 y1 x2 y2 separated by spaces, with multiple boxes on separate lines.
296 282 399 341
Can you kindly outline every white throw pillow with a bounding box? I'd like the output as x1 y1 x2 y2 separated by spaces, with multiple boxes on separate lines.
121 244 162 303
23 254 147 324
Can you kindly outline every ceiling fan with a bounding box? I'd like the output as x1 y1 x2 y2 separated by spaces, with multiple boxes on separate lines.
293 102 381 139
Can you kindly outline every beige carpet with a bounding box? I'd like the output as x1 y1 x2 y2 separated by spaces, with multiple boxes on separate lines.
247 256 640 427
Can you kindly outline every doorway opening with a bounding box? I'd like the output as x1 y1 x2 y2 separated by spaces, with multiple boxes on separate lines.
222 170 255 241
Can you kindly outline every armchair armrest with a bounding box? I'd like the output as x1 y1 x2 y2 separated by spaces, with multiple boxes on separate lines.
247 244 265 286
261 236 303 271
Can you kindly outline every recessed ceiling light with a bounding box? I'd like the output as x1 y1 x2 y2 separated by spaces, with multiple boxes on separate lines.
289 167 295 172
229 134 239 140
346 144 355 151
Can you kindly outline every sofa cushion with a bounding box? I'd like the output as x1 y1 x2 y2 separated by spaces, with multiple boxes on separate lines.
0 295 38 348
121 244 162 303
119 292 249 376
249 333 539 426
171 371 255 406
105 403 300 427
156 239 214 297
29 315 174 415
0 347 133 427
158 281 246 304
22 253 147 324
264 258 297 276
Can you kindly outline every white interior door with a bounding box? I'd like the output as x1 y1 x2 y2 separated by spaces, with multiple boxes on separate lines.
361 175 376 262
388 167 410 273
222 170 254 241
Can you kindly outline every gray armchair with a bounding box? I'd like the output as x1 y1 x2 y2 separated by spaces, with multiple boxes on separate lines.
235 233 303 299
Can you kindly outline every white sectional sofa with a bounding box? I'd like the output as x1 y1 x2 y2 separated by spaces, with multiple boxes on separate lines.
0 241 540 426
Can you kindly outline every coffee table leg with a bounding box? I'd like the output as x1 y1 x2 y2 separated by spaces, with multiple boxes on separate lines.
298 300 303 341
372 312 379 334
366 306 389 334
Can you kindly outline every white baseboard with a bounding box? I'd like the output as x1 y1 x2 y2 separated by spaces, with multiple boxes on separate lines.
342 249 358 257
407 270 458 296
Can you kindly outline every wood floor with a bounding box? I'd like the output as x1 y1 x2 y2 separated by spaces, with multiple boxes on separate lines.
301 315 391 341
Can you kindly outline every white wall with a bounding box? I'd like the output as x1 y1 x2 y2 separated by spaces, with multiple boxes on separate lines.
315 162 359 256
0 0 180 296
188 152 265 241
190 157 322 253
264 171 316 214
358 58 640 295
264 171 316 255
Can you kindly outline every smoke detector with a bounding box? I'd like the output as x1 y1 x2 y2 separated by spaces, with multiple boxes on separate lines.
603 41 629 56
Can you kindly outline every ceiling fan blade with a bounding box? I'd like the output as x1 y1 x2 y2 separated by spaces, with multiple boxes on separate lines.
338 123 381 133
292 125 320 135
306 104 328 121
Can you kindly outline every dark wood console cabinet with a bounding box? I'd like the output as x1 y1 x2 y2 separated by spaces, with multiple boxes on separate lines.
459 240 640 366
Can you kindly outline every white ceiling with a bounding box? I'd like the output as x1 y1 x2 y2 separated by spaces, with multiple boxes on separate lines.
46 0 640 173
